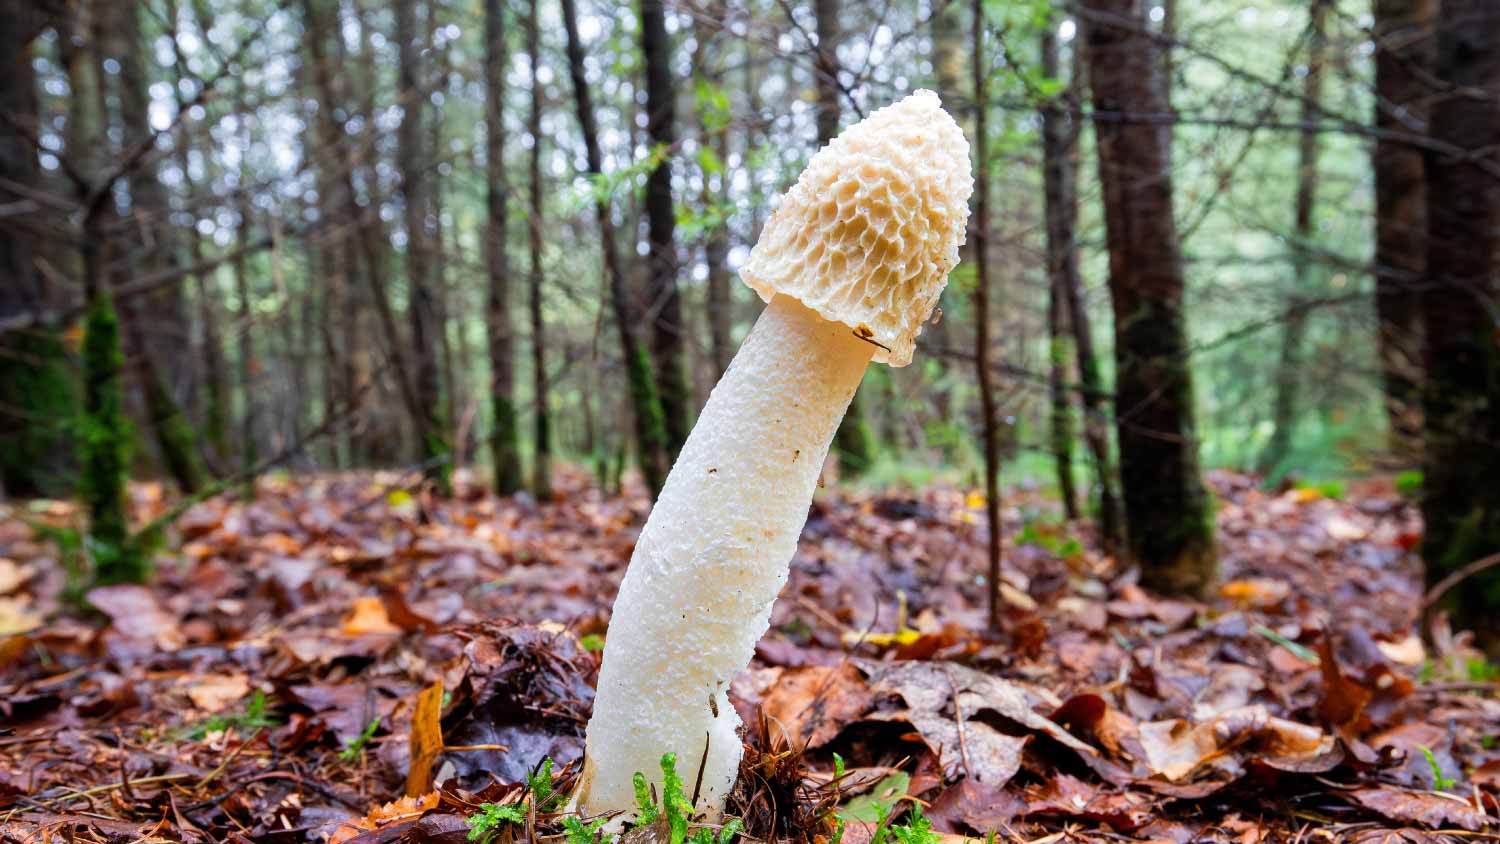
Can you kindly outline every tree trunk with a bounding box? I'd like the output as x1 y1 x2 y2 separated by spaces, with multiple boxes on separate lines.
396 0 452 495
561 0 670 498
1041 23 1079 523
640 0 690 457
113 0 204 493
925 0 964 429
692 14 733 381
0 2 75 499
484 0 522 495
1082 0 1216 598
1373 0 1435 461
1420 0 1500 656
815 0 875 476
526 0 552 499
972 0 1003 629
1262 0 1327 476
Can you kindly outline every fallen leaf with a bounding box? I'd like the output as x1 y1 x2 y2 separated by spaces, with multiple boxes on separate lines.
329 791 439 843
404 681 444 797
342 596 402 636
1347 787 1490 832
760 663 870 749
0 597 41 635
185 674 251 713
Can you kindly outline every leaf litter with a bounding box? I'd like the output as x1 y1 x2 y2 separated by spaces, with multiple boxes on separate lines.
0 469 1497 842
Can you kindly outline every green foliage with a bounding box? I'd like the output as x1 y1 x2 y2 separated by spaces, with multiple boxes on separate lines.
838 772 909 823
885 806 940 844
835 773 938 844
338 716 382 761
184 690 280 740
467 803 526 842
630 753 735 844
570 144 670 211
1420 746 1456 791
528 758 562 812
561 815 613 844
1015 521 1083 558
578 633 605 652
79 291 145 585
1396 470 1423 500
29 521 88 603
693 79 732 134
1296 479 1347 500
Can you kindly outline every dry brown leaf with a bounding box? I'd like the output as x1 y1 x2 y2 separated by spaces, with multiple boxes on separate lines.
405 680 444 797
342 595 402 636
760 663 870 749
185 673 251 713
329 791 439 843
1347 787 1491 832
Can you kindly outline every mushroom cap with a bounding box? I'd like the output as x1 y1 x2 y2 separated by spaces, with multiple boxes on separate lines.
739 89 973 366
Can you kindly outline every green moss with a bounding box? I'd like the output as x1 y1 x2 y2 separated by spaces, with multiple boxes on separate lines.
491 392 523 495
79 291 145 584
0 327 77 497
143 370 205 494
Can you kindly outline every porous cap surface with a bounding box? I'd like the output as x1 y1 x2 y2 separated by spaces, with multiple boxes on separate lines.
739 89 972 366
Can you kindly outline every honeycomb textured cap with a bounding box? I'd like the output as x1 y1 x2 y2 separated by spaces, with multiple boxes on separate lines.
739 89 972 366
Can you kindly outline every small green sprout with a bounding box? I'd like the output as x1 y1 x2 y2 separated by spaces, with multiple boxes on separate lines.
562 815 614 844
579 634 606 652
1420 746 1457 791
338 717 382 761
528 758 562 812
467 803 526 842
184 690 280 740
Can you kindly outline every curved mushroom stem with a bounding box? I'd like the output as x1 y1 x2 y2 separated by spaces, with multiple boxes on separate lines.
576 294 874 816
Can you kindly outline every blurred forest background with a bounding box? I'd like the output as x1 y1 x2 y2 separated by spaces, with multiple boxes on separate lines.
1 0 1497 634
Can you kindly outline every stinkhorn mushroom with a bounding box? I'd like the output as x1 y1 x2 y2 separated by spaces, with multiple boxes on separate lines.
576 89 972 817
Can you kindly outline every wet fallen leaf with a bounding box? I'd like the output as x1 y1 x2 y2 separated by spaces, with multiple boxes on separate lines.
342 595 402 636
406 681 444 797
1347 787 1491 832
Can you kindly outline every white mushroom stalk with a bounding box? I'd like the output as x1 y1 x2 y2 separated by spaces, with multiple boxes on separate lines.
576 90 973 817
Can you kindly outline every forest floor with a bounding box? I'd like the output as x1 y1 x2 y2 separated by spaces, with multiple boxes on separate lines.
2 469 1498 843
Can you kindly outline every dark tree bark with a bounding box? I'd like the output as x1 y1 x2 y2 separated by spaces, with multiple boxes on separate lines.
232 83 259 483
640 0 690 457
1041 23 1079 523
112 0 204 493
815 0 875 476
1083 0 1216 597
396 0 452 494
1263 0 1328 475
299 0 393 467
0 0 74 498
691 14 733 380
1373 0 1435 461
525 0 552 499
560 0 670 497
1420 0 1500 655
1054 33 1122 554
972 0 1003 629
924 0 964 429
484 0 522 495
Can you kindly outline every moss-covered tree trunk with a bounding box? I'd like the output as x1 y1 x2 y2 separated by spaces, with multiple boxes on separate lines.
561 0 670 498
483 0 522 496
1040 22 1081 523
1420 0 1500 655
1373 0 1436 462
1083 0 1216 597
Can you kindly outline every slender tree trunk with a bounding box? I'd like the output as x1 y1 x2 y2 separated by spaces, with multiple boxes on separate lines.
640 0 690 456
397 0 452 494
233 102 258 483
925 0 964 429
561 0 670 498
972 0 1003 629
114 0 204 493
1058 35 1122 554
1373 0 1435 461
484 0 522 495
1420 0 1500 656
816 0 875 476
526 0 552 499
1083 0 1216 598
692 15 733 380
1262 0 1327 475
1041 24 1079 522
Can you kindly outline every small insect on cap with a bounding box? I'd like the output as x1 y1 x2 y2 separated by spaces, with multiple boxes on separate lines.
739 89 973 366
